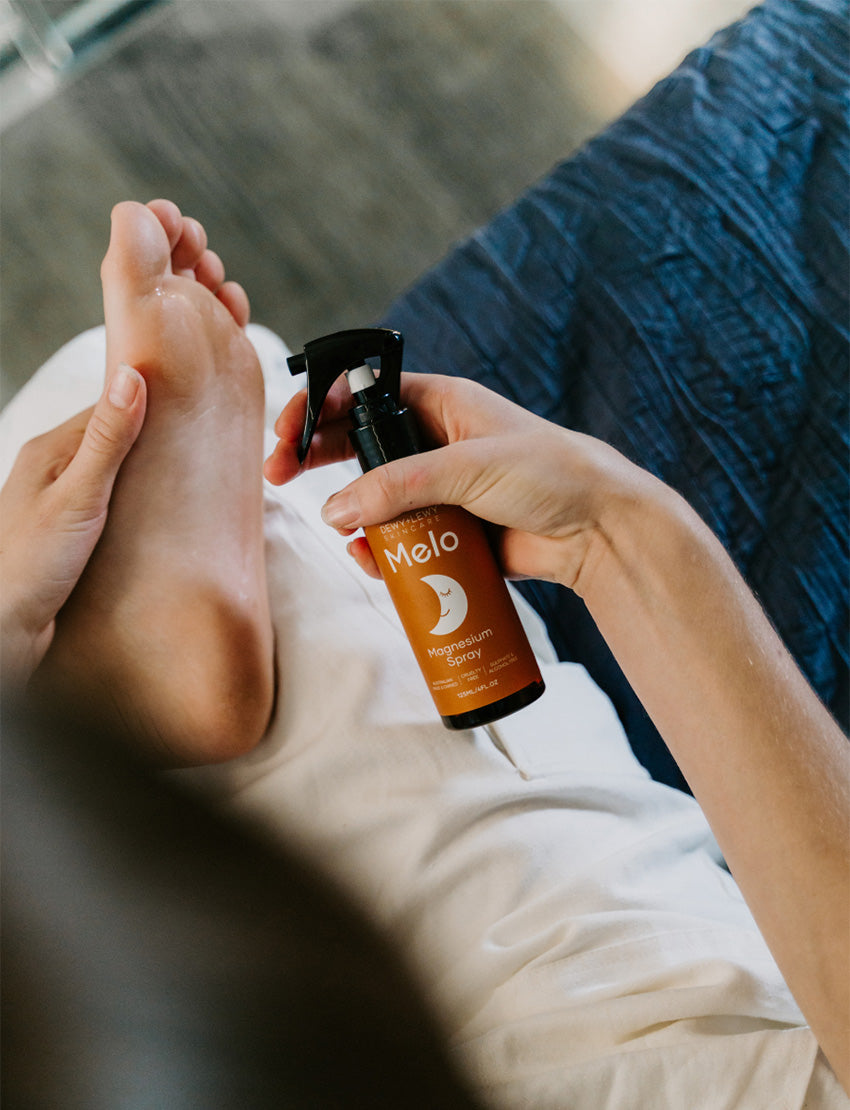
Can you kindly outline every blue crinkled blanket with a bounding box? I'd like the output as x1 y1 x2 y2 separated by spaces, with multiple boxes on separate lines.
381 0 849 789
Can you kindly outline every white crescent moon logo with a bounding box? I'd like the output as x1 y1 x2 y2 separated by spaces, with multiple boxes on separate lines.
421 574 469 636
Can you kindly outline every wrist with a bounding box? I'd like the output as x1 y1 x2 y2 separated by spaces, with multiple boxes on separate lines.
1 598 53 688
574 449 716 617
563 440 672 597
575 452 746 700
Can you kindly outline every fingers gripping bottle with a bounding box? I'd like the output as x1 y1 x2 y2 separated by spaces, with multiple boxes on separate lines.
289 328 545 730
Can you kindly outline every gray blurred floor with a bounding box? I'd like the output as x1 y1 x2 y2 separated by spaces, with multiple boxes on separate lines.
0 0 634 404
0 0 746 405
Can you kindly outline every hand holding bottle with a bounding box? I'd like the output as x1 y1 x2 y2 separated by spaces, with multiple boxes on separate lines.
267 336 545 729
266 372 658 592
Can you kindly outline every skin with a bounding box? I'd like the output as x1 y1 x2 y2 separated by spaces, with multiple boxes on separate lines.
32 200 275 764
266 372 850 1092
0 366 147 685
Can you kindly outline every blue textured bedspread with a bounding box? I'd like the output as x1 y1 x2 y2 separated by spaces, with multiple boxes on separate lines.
381 0 849 789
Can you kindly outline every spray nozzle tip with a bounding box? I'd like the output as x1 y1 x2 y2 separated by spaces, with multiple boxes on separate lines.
346 363 378 395
287 352 307 376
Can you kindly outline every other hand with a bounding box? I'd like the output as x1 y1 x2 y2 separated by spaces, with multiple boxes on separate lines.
1 363 146 683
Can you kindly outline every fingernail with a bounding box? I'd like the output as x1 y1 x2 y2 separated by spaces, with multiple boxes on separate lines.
108 363 141 410
321 491 360 529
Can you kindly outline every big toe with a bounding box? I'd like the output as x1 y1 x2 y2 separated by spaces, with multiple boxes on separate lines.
101 201 172 296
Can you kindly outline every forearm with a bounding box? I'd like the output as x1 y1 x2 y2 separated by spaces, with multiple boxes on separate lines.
577 472 850 1086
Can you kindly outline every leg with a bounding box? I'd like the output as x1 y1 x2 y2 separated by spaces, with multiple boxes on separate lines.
37 200 274 764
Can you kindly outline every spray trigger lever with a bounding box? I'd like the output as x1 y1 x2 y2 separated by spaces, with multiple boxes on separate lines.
287 328 404 463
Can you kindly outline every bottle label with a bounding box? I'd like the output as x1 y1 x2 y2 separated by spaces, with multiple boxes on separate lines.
364 505 542 719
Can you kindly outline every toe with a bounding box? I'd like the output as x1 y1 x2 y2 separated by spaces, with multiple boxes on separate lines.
171 217 208 272
146 199 184 250
195 249 225 293
101 201 173 294
217 281 251 328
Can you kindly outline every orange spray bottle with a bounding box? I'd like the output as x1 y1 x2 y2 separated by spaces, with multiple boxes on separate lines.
289 328 545 729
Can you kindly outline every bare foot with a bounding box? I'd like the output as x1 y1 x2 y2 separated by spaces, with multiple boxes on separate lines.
38 200 274 764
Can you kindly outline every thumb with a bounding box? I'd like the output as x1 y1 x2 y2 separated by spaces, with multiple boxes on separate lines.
61 363 147 509
320 442 489 533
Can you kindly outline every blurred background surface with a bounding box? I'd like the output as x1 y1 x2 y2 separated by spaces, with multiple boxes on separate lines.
0 0 752 405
